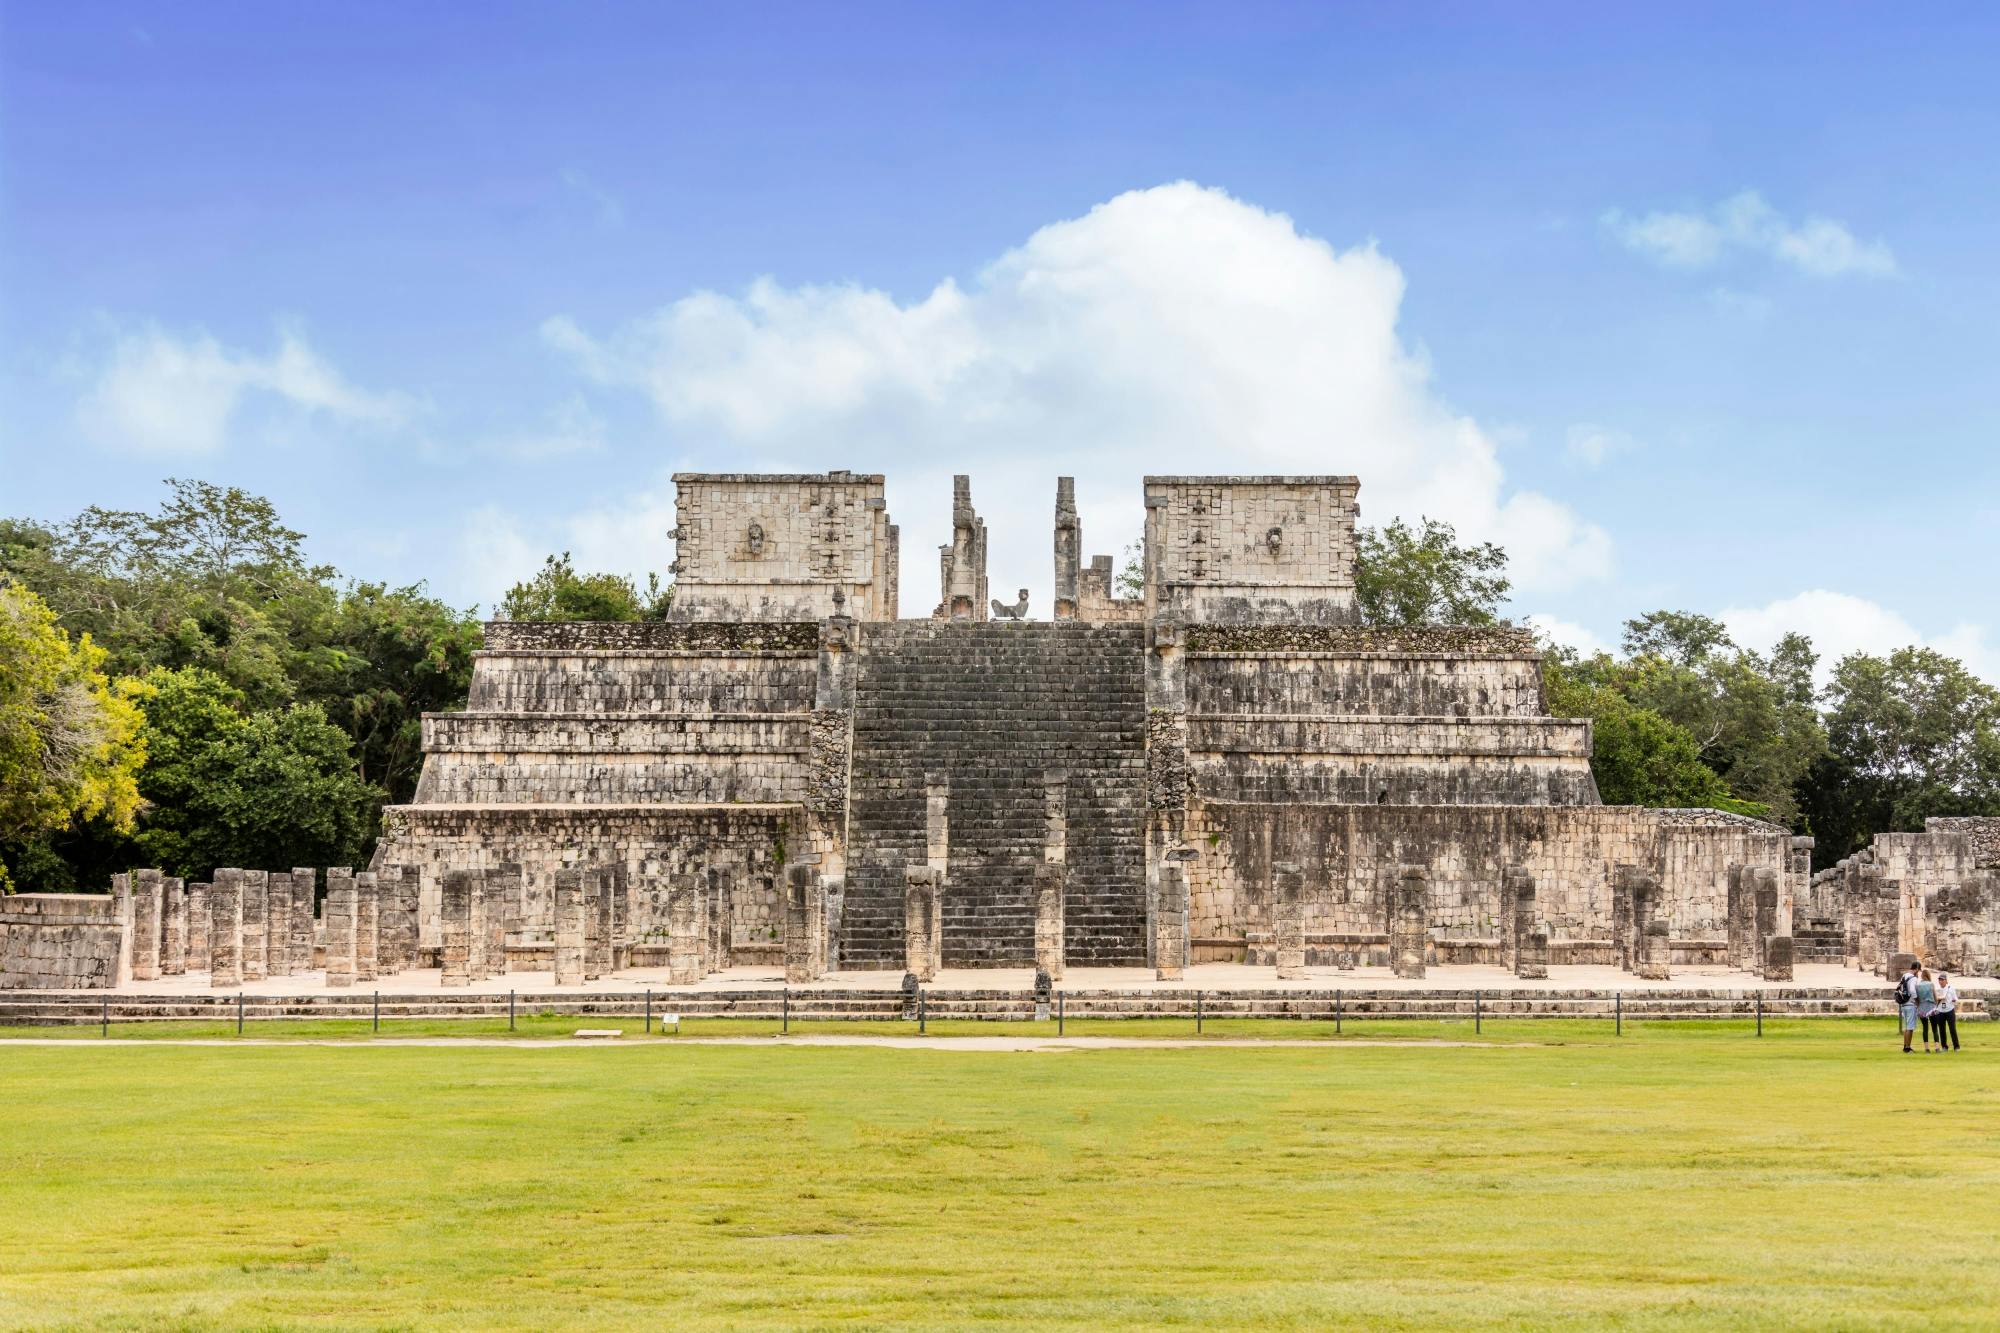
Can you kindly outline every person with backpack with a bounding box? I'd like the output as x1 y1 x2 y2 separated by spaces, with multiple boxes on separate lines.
1934 973 1962 1052
1916 969 1940 1051
1895 961 1921 1052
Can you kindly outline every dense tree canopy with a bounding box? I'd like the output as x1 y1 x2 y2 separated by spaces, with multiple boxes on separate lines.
1354 517 1511 627
499 553 670 623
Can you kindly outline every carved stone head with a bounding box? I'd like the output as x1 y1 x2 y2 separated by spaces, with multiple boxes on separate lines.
746 521 765 556
1266 526 1284 555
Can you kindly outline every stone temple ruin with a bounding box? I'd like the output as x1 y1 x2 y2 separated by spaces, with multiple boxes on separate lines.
5 469 1997 993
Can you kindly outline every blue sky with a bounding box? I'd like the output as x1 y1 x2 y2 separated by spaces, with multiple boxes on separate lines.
3 3 1995 677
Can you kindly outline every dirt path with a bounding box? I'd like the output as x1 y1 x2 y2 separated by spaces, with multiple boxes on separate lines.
0 1033 1530 1051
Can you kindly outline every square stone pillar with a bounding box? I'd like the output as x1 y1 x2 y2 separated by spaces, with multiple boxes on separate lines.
131 868 163 981
111 872 133 986
240 870 268 981
611 864 631 971
668 874 706 984
1762 933 1795 982
438 869 476 987
1273 862 1306 980
264 873 294 977
1752 868 1780 977
706 866 732 972
161 877 187 976
208 869 243 988
355 872 380 982
584 869 614 981
489 863 522 976
1390 864 1429 981
1633 871 1671 980
553 868 587 987
395 866 422 973
903 865 942 982
467 868 490 980
1506 865 1547 980
324 870 358 989
785 862 826 983
1612 864 1639 971
1154 862 1189 982
187 881 211 973
1034 863 1066 981
290 868 318 974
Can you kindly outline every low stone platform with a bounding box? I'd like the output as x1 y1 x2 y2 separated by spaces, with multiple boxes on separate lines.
1 962 1984 1026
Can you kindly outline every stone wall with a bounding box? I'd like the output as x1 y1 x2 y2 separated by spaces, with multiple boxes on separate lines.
667 471 897 622
1143 476 1360 624
0 894 126 989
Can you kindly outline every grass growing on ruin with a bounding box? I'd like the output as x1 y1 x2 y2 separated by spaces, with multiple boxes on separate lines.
3 1028 1996 1331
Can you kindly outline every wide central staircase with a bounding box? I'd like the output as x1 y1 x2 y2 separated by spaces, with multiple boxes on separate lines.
841 621 1149 968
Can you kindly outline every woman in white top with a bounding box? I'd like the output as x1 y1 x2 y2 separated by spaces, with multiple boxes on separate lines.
1933 974 1961 1052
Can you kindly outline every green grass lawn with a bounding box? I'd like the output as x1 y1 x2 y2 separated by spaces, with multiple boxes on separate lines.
1 1022 1993 1330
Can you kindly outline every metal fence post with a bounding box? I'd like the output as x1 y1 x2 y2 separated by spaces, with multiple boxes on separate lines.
1756 991 1763 1038
918 989 926 1035
1196 991 1203 1034
645 988 652 1034
237 991 244 1035
1057 989 1064 1035
373 990 379 1033
782 985 789 1035
1476 989 1482 1035
101 995 108 1039
508 988 515 1032
1615 991 1622 1037
1336 987 1343 1035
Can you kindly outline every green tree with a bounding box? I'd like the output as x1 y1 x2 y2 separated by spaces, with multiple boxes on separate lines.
1355 517 1510 626
499 552 669 622
1801 647 2000 863
1543 648 1758 812
0 583 147 891
123 666 379 878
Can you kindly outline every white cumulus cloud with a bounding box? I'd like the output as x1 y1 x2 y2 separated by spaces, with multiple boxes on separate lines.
1603 190 1897 279
76 322 410 455
1721 589 1997 687
541 181 1610 611
1524 613 1611 657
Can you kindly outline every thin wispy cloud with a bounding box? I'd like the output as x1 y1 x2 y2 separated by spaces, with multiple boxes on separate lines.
1565 423 1636 469
1603 190 1897 278
559 168 625 228
75 321 412 455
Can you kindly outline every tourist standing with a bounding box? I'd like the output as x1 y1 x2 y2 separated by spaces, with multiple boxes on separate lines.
1896 961 1920 1052
1916 969 1939 1052
1934 974 1961 1052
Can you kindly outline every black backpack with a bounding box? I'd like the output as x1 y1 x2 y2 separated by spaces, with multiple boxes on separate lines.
1893 975 1913 1005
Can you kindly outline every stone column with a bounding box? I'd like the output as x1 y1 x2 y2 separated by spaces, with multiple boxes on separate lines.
1273 861 1306 980
263 873 294 977
208 869 242 988
111 872 134 987
1725 864 1750 971
785 862 826 983
161 877 187 976
466 867 490 981
668 874 705 984
290 868 318 974
1506 865 1547 980
1390 865 1429 980
584 869 614 981
1154 862 1189 982
706 865 732 972
612 864 631 971
439 869 475 987
355 872 379 982
131 868 163 981
324 869 358 988
491 862 523 976
904 865 941 981
1052 477 1080 620
396 866 422 973
553 868 586 987
1633 871 1671 980
1612 864 1639 971
1034 863 1066 981
187 881 211 973
1752 868 1780 978
239 870 268 981
1763 933 1795 982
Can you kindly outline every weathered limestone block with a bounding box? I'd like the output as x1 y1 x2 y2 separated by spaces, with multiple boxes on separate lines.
1505 865 1547 980
1763 933 1795 982
1034 862 1066 981
1272 861 1306 980
1518 924 1551 979
1390 864 1429 981
1753 868 1781 976
208 869 242 988
132 869 162 981
324 870 358 988
392 866 422 974
611 864 630 971
187 881 211 972
553 867 587 987
668 874 706 984
785 862 827 983
1154 862 1189 982
161 877 187 976
1052 477 1080 620
933 474 989 621
264 873 295 977
904 865 942 982
584 868 614 981
241 870 268 981
1637 920 1672 980
355 872 379 982
111 872 133 986
290 868 317 974
439 869 476 987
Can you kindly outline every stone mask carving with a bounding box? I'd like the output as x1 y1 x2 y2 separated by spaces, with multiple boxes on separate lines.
746 521 765 556
1266 526 1284 555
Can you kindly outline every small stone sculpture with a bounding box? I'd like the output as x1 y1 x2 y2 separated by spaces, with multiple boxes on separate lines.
745 521 765 556
990 589 1029 620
